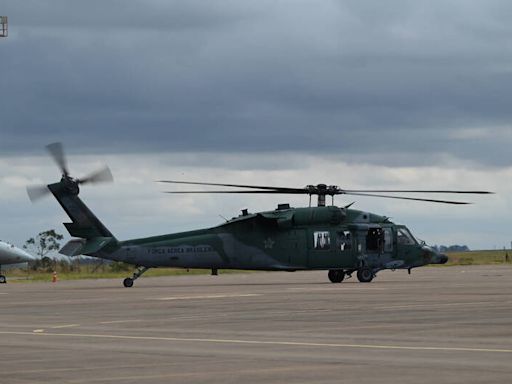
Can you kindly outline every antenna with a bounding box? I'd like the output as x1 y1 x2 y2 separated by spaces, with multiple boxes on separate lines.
218 214 228 222
0 16 7 37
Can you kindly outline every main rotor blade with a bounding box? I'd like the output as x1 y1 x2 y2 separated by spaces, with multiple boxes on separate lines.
342 189 494 194
164 190 472 203
27 184 51 202
344 192 471 205
158 180 305 193
79 166 114 185
46 142 69 176
164 190 307 194
160 181 494 196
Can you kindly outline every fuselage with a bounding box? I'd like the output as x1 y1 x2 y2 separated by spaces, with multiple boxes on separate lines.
48 175 448 275
0 241 34 265
96 206 447 272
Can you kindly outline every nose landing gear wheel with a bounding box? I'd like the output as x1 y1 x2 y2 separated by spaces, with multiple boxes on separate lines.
357 268 374 283
328 270 345 283
123 278 134 288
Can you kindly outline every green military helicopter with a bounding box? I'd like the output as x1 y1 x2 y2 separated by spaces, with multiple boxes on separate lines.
28 143 492 287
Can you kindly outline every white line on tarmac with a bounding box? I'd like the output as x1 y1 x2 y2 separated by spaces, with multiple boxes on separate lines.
286 287 387 292
377 301 508 310
50 324 81 329
150 293 262 301
2 331 511 354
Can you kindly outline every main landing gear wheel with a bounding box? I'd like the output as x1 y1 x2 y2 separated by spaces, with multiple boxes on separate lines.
123 278 134 288
328 270 345 283
0 275 6 284
357 268 374 283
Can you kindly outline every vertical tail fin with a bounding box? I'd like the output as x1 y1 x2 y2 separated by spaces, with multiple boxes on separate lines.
49 181 114 239
27 143 119 257
48 180 119 256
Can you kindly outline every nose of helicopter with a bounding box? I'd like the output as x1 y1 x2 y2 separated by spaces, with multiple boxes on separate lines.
422 245 448 265
431 253 449 264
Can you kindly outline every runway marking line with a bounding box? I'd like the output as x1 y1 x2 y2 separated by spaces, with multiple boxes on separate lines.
287 287 387 291
378 301 506 310
99 320 143 324
64 365 331 383
14 364 341 383
150 293 262 301
2 331 511 354
51 324 81 329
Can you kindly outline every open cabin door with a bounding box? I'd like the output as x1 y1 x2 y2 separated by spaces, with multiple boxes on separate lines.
350 224 392 269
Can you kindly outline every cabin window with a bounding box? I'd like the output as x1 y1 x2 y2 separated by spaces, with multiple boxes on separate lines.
313 231 330 250
397 227 416 245
336 231 352 251
366 228 384 252
383 228 393 252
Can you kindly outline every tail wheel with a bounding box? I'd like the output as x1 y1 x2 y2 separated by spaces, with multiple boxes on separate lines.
328 270 345 283
357 268 374 283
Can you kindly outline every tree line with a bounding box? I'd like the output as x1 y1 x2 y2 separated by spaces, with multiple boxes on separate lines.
22 229 131 273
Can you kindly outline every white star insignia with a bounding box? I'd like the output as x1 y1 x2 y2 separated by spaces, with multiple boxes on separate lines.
264 238 275 249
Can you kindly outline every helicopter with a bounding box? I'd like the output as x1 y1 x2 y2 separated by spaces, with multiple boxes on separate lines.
27 143 492 287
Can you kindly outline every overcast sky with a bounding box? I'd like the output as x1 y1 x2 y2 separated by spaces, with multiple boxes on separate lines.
1 1 512 251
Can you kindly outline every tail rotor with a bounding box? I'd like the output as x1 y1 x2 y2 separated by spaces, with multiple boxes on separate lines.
78 166 114 185
46 142 70 177
27 143 113 202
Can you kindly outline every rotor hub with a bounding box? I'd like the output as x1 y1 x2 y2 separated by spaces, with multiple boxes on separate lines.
305 184 340 196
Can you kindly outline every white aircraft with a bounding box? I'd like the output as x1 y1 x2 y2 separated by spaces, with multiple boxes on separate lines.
0 240 34 283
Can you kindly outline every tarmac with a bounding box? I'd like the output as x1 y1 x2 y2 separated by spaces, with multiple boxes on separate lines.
1 265 511 384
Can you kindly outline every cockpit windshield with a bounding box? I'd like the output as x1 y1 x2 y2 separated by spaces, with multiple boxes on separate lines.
397 227 417 245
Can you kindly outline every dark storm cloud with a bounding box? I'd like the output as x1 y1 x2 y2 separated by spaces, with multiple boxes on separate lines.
2 1 512 166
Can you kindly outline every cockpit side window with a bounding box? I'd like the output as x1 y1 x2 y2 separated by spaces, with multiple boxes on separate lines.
383 228 393 252
397 227 416 245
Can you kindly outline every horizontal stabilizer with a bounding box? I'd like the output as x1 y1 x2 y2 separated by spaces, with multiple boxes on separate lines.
59 237 117 256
